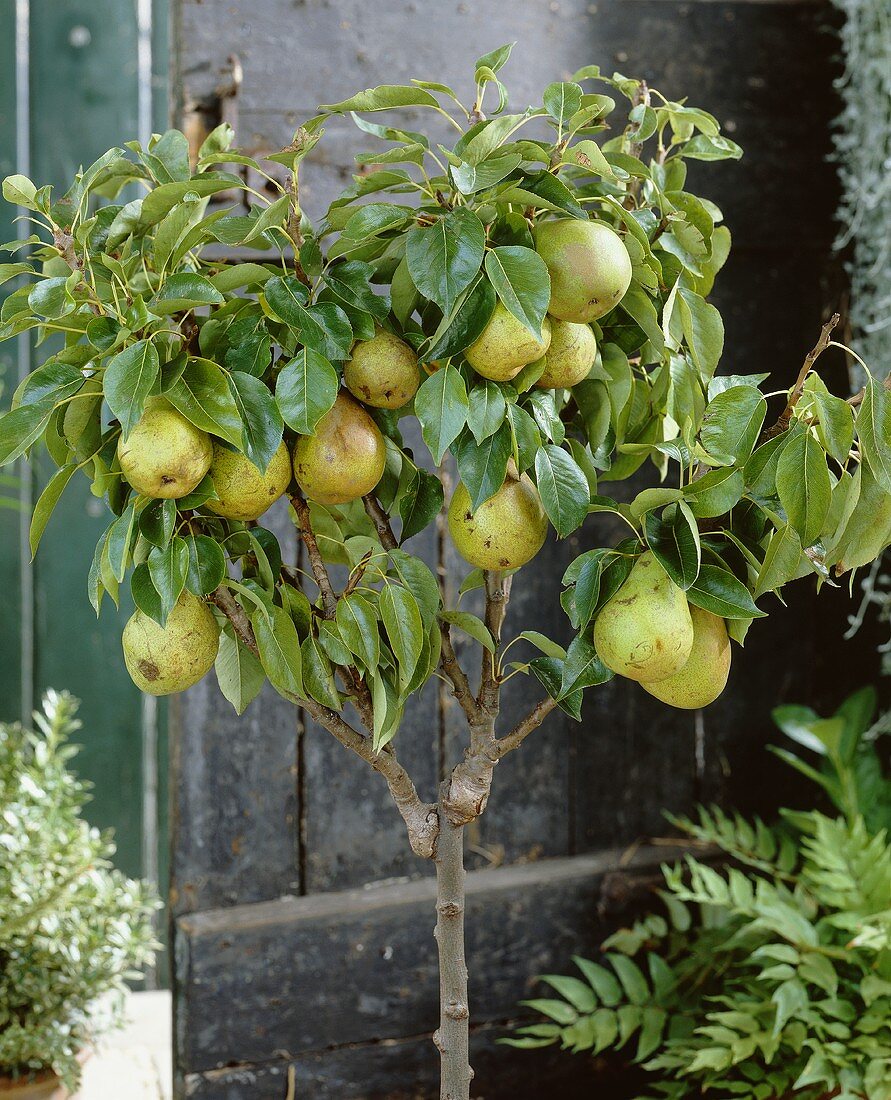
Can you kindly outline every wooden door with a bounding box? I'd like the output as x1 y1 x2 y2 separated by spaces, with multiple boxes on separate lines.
0 0 169 961
169 1 879 1096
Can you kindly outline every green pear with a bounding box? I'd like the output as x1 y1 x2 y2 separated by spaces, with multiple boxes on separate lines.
535 319 597 388
207 440 292 521
533 218 632 323
122 591 220 696
641 606 731 709
448 475 548 570
464 302 551 381
344 327 420 409
593 551 693 682
292 391 386 506
117 400 212 499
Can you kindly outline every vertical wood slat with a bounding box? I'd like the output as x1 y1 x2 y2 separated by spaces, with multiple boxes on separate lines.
0 3 169 901
0 2 23 721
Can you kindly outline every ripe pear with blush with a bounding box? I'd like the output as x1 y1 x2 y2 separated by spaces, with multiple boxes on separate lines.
533 218 632 323
641 606 731 709
464 302 551 381
593 551 693 682
292 391 386 506
448 474 548 570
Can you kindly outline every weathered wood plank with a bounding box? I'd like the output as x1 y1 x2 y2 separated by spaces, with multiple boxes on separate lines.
174 846 681 1077
182 1025 610 1099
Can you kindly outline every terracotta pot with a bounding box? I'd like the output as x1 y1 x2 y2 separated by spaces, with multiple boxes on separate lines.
0 1070 66 1099
0 1052 88 1099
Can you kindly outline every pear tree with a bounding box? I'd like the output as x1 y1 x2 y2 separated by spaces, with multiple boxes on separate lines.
1 47 889 1099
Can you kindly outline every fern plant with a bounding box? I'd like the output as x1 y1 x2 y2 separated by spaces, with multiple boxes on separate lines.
509 686 891 1100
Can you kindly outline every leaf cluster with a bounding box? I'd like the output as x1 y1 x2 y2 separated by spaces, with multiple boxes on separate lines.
509 688 891 1099
0 692 158 1089
0 49 886 728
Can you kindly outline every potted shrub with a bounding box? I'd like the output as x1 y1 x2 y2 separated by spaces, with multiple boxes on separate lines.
0 691 158 1097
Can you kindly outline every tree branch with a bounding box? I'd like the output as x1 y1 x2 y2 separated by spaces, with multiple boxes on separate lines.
290 494 337 619
762 313 840 440
439 623 480 726
478 571 511 716
53 228 101 316
494 696 558 758
363 492 398 551
210 583 438 859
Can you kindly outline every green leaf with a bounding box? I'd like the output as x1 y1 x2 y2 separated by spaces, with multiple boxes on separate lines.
425 276 496 360
812 389 854 465
184 534 227 596
227 370 284 473
2 174 38 208
265 275 353 359
215 624 265 715
439 610 495 652
607 954 649 1005
275 349 339 436
484 246 551 339
455 423 512 510
530 655 583 720
107 500 140 582
687 564 766 619
147 536 189 621
131 562 163 624
543 81 583 127
381 583 425 690
301 635 341 708
406 208 486 316
560 635 613 696
776 430 831 545
534 445 589 537
566 140 618 180
104 340 160 440
140 176 241 225
699 385 767 466
644 503 701 589
252 604 303 697
387 549 441 622
682 133 743 161
150 273 224 314
0 399 56 467
415 364 469 464
208 263 275 292
467 382 507 444
398 467 444 542
324 260 390 322
684 467 744 519
857 376 891 493
755 524 803 597
29 464 78 557
28 276 75 319
165 358 243 448
516 631 566 659
451 150 522 195
320 84 441 113
336 592 381 671
677 288 724 378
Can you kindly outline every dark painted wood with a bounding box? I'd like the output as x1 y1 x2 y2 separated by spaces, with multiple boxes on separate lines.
181 1026 616 1100
175 847 678 1076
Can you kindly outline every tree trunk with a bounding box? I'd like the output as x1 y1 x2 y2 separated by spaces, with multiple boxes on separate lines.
433 809 472 1100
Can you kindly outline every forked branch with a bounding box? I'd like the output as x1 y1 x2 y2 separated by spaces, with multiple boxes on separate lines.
210 583 437 858
763 313 840 439
291 493 338 618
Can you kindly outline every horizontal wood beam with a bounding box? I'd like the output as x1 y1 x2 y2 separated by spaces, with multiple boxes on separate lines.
175 845 687 1078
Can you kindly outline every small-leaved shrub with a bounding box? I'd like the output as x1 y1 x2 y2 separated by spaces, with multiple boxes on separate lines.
510 686 891 1100
0 691 158 1089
